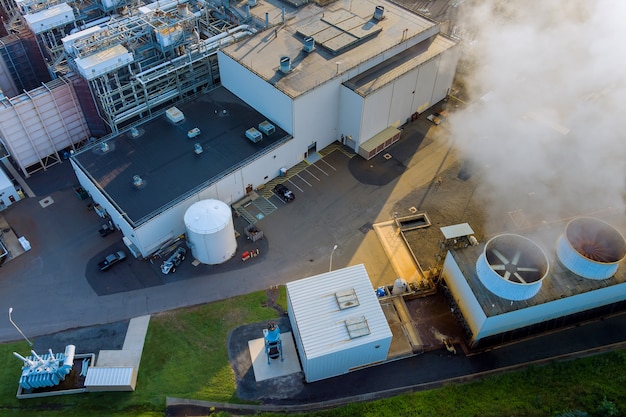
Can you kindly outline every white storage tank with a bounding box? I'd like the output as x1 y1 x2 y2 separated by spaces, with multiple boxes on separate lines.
184 199 236 265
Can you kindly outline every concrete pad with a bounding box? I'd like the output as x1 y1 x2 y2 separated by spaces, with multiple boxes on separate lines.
122 315 150 351
96 316 150 369
96 350 132 367
39 196 54 208
373 220 423 284
248 332 301 382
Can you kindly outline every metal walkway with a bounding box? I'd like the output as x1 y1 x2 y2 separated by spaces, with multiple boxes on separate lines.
232 191 277 225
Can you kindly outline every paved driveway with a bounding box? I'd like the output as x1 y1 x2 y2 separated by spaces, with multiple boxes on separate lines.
0 128 426 342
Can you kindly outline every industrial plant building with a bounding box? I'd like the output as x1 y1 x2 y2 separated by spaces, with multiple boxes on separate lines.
60 0 460 258
441 217 626 349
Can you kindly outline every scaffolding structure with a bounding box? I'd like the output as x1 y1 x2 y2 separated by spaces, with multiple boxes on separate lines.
2 0 259 132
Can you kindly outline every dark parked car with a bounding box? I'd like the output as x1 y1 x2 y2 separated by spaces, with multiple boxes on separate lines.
273 183 295 202
98 220 116 237
98 251 127 271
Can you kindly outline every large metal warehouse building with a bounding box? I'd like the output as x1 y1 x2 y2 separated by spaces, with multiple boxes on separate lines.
286 264 392 382
69 0 459 258
219 0 459 161
442 217 626 349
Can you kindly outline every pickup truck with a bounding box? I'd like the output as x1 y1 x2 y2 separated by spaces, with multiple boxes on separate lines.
98 251 127 271
160 246 186 274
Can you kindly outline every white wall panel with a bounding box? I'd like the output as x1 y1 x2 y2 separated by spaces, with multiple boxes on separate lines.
293 81 341 158
218 52 293 134
442 253 486 339
338 86 363 149
412 58 439 114
388 68 419 125
361 83 393 141
240 141 295 192
477 281 626 341
431 45 460 104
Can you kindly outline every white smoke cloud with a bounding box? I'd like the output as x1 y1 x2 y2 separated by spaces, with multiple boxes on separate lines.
449 0 626 233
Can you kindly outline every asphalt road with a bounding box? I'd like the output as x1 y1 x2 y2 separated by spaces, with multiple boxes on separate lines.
0 119 439 344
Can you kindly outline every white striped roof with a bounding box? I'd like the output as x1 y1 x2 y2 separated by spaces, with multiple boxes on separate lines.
286 264 392 359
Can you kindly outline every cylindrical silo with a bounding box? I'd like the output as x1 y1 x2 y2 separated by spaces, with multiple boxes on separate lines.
476 234 549 301
557 217 626 280
184 199 237 265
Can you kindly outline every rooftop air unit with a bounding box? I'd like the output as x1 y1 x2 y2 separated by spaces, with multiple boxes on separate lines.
245 128 263 143
373 6 385 21
258 120 275 136
476 234 549 301
303 36 315 53
557 217 626 280
279 56 291 74
166 107 184 123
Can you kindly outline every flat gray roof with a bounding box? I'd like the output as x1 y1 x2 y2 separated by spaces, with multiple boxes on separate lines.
73 87 290 226
343 34 457 97
221 0 439 98
440 223 474 240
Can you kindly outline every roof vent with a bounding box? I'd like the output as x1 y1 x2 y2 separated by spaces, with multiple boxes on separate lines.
476 234 549 301
335 288 359 310
345 316 370 339
279 56 291 74
302 36 315 53
557 217 626 280
373 5 385 20
132 175 146 189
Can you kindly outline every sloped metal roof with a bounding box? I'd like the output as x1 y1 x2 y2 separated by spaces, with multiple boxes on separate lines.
286 264 392 359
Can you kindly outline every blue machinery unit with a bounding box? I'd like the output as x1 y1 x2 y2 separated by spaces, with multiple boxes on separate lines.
263 322 284 365
13 345 76 389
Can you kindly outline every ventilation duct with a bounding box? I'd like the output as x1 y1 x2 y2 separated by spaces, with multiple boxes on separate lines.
279 56 291 74
303 36 315 53
132 175 144 188
476 234 549 301
373 6 384 20
556 217 626 280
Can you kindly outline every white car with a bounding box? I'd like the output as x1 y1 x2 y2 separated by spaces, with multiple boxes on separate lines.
160 247 187 274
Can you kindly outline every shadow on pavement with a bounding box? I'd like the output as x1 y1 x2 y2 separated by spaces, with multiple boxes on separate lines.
85 215 270 296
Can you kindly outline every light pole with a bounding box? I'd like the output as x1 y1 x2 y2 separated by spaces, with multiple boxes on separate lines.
8 307 33 346
329 244 338 272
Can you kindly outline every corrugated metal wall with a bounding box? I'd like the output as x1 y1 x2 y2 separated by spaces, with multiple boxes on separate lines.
68 74 108 138
0 76 90 176
14 26 50 87
0 29 50 95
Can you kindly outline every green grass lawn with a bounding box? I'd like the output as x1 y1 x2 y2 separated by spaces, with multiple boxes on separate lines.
1 287 625 417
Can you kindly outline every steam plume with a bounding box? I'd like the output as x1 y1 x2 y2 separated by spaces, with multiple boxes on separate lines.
449 1 626 232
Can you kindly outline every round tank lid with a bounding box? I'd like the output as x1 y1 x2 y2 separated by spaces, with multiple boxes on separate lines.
184 199 232 234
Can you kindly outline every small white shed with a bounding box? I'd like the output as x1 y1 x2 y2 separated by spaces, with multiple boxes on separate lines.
286 264 392 383
0 168 19 209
